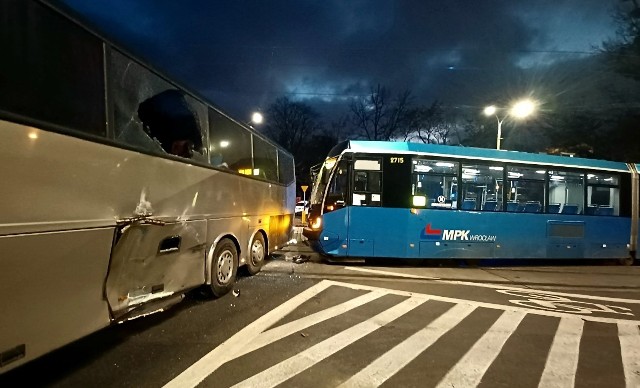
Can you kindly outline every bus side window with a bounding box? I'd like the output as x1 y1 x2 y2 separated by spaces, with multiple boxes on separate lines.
137 90 204 159
110 50 207 161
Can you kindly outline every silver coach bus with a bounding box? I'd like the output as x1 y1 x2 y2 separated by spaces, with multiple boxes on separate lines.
0 0 295 372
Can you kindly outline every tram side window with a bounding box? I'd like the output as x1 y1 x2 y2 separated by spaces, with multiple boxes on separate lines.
548 170 584 214
412 159 459 210
461 163 504 211
253 135 279 182
587 173 620 216
506 166 545 213
352 159 382 207
110 50 206 160
0 0 105 136
209 109 252 171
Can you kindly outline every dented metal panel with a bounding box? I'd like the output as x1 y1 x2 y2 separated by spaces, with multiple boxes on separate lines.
106 220 207 320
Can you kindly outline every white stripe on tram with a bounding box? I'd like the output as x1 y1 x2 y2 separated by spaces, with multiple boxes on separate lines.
538 317 584 388
436 310 527 388
231 297 426 388
339 303 476 388
618 322 640 388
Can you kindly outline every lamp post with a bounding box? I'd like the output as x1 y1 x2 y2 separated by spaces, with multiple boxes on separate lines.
483 99 535 150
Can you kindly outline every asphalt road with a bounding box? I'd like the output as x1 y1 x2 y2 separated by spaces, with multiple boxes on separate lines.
2 244 640 387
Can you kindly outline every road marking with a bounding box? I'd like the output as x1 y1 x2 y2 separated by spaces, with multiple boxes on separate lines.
166 279 640 388
339 303 476 387
436 310 527 388
344 267 640 305
618 322 640 388
231 297 427 388
499 289 634 316
538 317 584 388
346 266 440 280
327 280 640 324
236 290 387 358
163 280 334 388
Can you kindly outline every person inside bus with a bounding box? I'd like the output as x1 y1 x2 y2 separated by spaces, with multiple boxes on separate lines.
137 89 204 159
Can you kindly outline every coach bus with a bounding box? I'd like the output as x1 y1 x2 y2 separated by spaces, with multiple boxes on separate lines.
304 140 638 265
0 0 295 373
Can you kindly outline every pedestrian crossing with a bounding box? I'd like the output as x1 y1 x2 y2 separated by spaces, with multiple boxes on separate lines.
164 280 640 388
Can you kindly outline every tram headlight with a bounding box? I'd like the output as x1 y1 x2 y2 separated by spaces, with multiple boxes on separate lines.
310 216 322 230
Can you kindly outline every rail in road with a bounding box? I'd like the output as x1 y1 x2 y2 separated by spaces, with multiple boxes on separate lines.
164 279 640 388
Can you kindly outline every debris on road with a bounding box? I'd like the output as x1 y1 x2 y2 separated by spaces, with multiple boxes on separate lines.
232 289 240 297
292 255 310 264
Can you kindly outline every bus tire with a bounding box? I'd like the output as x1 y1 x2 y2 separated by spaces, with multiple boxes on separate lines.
245 233 266 276
210 239 238 297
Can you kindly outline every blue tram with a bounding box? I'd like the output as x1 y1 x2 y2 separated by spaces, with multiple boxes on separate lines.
303 141 639 264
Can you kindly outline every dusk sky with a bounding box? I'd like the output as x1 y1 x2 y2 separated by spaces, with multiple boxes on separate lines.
54 0 623 125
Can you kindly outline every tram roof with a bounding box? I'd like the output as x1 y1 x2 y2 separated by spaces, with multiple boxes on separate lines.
332 140 630 172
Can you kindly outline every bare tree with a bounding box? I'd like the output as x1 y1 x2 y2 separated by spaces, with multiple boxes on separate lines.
264 97 321 153
349 84 412 140
602 0 640 80
403 101 449 144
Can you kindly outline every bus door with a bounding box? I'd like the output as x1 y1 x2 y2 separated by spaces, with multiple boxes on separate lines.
105 217 206 321
347 158 383 256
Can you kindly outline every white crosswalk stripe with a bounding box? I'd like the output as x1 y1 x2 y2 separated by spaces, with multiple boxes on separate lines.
164 279 640 388
538 317 584 388
231 297 426 388
618 322 640 388
339 303 476 388
436 310 527 388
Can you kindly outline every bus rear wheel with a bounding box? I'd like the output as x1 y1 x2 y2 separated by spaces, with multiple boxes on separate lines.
245 233 266 275
209 238 238 297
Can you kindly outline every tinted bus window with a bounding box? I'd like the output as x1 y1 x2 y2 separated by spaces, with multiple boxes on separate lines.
278 150 295 185
209 109 252 172
0 0 105 136
506 166 545 213
253 135 278 182
412 159 458 209
548 170 584 214
110 50 206 160
461 163 504 211
587 173 620 216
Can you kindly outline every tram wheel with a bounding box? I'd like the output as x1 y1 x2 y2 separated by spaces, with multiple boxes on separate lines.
209 238 238 297
245 233 266 275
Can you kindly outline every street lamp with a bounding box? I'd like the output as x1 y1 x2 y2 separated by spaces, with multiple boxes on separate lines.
251 111 263 125
483 99 535 150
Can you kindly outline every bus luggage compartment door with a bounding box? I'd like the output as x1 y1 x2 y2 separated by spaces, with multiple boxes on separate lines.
105 220 206 320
